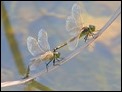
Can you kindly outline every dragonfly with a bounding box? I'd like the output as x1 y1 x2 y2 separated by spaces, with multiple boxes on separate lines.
24 29 62 78
54 3 97 51
66 3 97 50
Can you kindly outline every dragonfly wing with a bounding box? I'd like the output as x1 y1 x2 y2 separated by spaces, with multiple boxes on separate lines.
72 3 85 28
67 35 79 51
38 29 50 52
66 16 77 31
27 36 44 56
66 16 80 35
29 57 43 70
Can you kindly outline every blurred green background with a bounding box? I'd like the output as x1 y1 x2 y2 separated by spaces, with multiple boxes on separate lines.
1 1 121 91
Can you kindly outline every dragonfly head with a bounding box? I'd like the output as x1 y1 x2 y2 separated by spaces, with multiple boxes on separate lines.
89 25 95 32
54 51 60 58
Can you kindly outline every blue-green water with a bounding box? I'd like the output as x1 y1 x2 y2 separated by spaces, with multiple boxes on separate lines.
1 1 121 91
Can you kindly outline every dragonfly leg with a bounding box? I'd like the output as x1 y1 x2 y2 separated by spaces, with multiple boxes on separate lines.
55 58 63 65
53 59 55 66
53 59 60 66
46 59 53 72
84 34 88 42
89 30 95 39
56 57 63 62
91 33 95 38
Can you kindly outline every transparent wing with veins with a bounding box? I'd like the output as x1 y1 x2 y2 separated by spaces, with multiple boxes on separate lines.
72 3 85 28
38 29 50 52
27 29 50 70
66 16 81 36
67 34 80 51
27 36 44 56
27 36 44 70
66 3 85 50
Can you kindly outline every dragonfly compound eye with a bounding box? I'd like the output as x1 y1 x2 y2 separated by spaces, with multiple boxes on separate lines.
55 52 60 58
89 25 95 31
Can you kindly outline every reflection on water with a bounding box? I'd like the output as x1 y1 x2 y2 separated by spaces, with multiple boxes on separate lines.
1 68 13 82
1 1 121 91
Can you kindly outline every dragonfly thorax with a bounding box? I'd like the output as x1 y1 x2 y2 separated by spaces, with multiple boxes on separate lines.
40 51 54 61
89 25 95 32
54 51 60 58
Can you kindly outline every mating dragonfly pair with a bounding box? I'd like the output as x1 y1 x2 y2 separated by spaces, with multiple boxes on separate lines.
24 3 97 78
